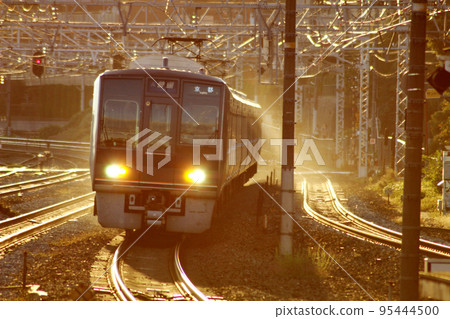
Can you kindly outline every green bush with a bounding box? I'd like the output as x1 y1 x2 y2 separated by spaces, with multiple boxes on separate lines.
277 247 331 279
422 151 443 192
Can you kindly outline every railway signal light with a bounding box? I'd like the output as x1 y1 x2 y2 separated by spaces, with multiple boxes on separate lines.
427 67 450 95
32 51 45 78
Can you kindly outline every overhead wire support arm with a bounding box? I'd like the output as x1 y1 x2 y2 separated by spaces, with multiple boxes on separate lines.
118 1 133 36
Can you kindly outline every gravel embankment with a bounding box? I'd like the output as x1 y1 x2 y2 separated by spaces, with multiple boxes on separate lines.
0 215 120 300
0 178 92 219
183 178 401 301
0 167 120 301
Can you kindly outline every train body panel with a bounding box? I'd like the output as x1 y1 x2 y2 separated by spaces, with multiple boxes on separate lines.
165 197 215 233
96 192 142 229
90 60 261 233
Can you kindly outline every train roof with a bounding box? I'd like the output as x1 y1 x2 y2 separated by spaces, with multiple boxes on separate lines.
99 67 226 85
230 88 261 109
129 54 204 72
98 63 260 109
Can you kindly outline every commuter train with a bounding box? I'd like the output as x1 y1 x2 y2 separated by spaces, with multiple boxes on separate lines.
90 57 261 233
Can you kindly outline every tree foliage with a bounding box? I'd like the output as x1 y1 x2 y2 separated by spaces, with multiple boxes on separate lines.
422 151 443 192
429 99 450 153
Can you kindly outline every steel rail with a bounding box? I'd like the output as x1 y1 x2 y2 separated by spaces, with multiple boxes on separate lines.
0 149 37 167
109 240 137 301
108 236 209 301
16 155 39 167
0 193 94 250
0 137 90 152
0 138 90 167
324 179 402 237
171 240 209 301
0 171 90 196
0 170 18 178
0 192 94 229
302 180 402 248
323 177 450 258
302 175 450 258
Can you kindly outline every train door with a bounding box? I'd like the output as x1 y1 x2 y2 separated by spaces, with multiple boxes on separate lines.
139 97 176 184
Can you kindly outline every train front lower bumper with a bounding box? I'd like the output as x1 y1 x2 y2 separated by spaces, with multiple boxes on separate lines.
93 182 217 234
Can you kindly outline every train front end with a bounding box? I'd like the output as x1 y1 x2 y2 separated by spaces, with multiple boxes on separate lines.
90 69 224 234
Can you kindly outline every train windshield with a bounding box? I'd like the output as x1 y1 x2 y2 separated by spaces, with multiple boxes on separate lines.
100 79 142 147
146 103 172 136
180 83 220 144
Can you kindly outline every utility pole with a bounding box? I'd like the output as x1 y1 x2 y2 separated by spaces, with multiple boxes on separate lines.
280 0 296 256
6 75 11 137
80 74 85 112
400 0 427 300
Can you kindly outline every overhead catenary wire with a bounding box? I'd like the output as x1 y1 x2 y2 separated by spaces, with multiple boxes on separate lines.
1 1 449 78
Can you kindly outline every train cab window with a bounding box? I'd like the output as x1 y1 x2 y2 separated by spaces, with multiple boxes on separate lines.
180 83 221 144
145 103 172 137
99 78 142 147
101 100 139 147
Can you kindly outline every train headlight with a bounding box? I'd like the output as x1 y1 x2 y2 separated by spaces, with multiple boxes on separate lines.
185 169 206 183
105 164 127 178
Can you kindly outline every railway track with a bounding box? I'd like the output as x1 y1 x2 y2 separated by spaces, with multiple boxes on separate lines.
302 175 450 258
110 239 138 301
0 167 27 178
0 193 94 250
108 237 209 301
171 241 209 301
0 137 89 168
0 149 37 167
0 137 90 153
0 170 89 196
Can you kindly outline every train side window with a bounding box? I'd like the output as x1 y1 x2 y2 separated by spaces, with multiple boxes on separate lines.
241 110 247 139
